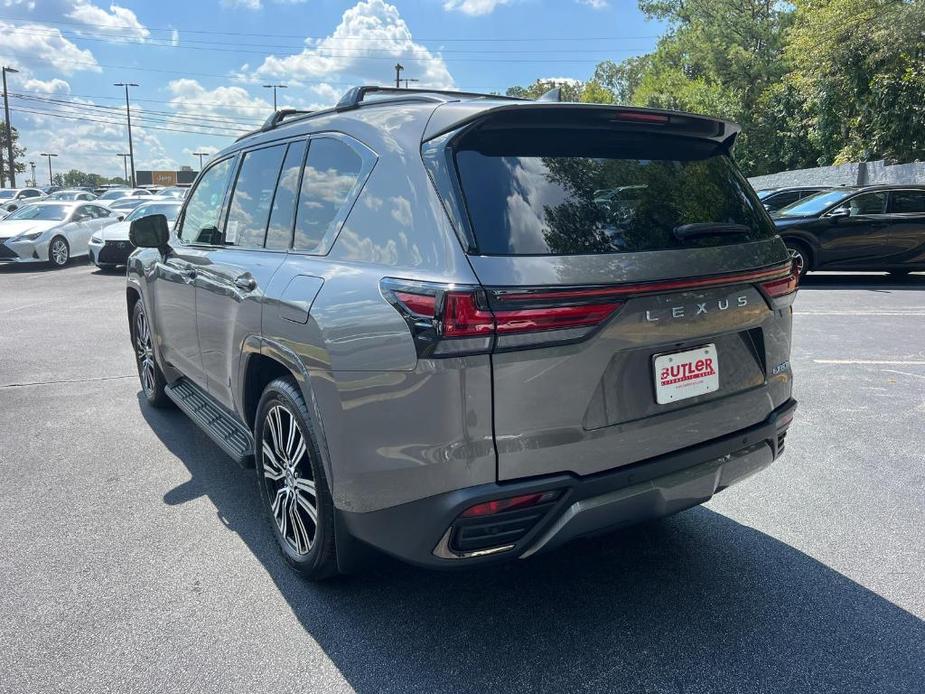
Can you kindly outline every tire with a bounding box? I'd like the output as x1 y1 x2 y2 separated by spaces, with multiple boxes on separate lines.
785 241 810 278
48 236 70 267
255 377 338 581
131 300 171 408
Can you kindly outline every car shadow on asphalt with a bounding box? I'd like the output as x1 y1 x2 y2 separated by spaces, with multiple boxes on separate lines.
800 272 925 291
140 395 925 694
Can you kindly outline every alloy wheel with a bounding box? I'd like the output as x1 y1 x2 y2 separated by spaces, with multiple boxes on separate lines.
134 308 156 397
788 246 805 276
50 238 69 266
261 404 318 555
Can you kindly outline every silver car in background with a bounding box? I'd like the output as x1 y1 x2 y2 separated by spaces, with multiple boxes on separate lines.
89 200 182 268
0 201 114 267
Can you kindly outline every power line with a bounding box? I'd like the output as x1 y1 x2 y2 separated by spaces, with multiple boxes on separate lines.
12 106 242 137
0 13 659 43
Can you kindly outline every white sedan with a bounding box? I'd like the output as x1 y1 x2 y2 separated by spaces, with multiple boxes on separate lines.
0 201 115 267
89 199 182 268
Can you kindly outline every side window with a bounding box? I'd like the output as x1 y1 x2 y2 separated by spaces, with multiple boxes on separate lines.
74 205 92 220
890 191 925 214
178 158 234 244
266 141 306 250
224 144 287 249
293 137 363 252
91 205 110 218
847 192 887 216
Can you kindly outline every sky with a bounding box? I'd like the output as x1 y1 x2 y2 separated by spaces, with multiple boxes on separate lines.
0 0 664 181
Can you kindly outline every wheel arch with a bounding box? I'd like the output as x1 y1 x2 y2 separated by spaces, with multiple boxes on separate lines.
780 233 816 269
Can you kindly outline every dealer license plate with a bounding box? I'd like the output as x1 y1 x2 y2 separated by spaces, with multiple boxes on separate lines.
654 344 719 404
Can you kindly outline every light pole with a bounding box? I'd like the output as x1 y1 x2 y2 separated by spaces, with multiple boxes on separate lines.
192 151 210 170
394 63 404 89
39 152 57 186
2 65 19 188
402 77 419 89
114 82 138 187
117 153 131 183
29 160 36 187
262 84 287 111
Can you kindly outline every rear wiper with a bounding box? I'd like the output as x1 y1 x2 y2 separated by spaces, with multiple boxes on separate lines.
673 223 752 241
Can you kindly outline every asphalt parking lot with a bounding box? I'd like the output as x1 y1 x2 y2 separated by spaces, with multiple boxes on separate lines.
1 261 923 694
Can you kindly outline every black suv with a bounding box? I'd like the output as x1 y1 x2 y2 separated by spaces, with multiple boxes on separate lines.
126 86 798 579
773 185 925 276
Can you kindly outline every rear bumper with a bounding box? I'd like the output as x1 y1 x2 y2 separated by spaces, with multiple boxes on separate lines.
338 399 796 569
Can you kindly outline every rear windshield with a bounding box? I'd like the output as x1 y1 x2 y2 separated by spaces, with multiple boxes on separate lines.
454 129 774 256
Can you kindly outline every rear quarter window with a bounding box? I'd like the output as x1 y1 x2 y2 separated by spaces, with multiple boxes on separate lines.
453 129 774 256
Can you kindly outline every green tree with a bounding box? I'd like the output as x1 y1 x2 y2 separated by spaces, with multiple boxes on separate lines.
0 123 26 187
506 78 585 101
785 0 925 164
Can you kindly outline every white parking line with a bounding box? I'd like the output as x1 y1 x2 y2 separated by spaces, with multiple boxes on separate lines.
796 311 925 316
813 359 925 365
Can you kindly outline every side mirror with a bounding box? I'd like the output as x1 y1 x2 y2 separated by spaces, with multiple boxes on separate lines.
828 206 850 219
117 215 125 222
129 214 170 249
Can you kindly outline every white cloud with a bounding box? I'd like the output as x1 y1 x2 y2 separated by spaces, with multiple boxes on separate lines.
251 0 454 89
576 0 609 8
66 2 150 41
443 0 512 16
167 78 271 125
0 21 100 74
222 0 308 8
170 28 180 46
21 78 71 94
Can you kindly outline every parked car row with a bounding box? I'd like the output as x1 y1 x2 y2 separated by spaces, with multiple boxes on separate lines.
0 189 185 268
1 185 189 219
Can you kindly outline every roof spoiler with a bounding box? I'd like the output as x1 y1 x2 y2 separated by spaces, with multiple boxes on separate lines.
422 102 741 146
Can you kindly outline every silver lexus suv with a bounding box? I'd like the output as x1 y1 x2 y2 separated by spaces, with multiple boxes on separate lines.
126 86 798 580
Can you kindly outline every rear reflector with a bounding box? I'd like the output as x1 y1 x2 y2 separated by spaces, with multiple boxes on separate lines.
460 490 560 518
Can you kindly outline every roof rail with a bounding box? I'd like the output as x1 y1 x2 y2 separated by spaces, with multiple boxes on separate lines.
235 107 315 141
335 85 525 112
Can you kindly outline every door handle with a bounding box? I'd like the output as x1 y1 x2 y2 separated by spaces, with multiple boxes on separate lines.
234 275 257 291
183 268 197 281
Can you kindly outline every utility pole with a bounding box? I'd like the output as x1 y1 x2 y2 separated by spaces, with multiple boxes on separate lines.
402 78 419 89
39 153 57 186
262 84 287 111
394 63 404 88
2 66 20 188
117 153 131 183
192 151 209 170
114 82 138 187
29 160 36 187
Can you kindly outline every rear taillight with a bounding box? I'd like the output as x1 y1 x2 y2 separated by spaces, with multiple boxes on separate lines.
759 261 800 299
382 279 624 357
382 261 796 357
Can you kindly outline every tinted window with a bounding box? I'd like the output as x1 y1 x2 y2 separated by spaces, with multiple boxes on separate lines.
775 190 855 217
179 158 234 244
891 190 925 214
22 190 42 198
293 138 363 252
225 145 287 248
266 141 306 250
847 192 886 216
765 191 802 209
455 130 774 255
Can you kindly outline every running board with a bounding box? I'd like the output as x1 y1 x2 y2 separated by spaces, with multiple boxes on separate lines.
165 379 254 468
